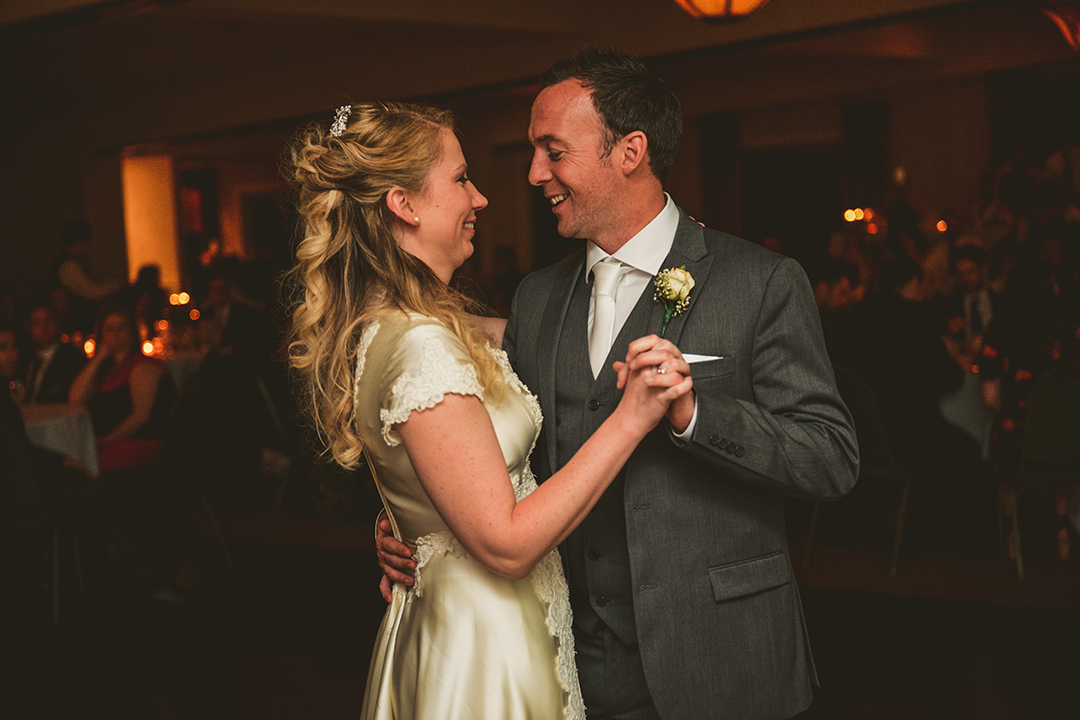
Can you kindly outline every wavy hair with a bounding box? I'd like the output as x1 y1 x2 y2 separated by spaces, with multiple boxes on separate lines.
286 102 503 469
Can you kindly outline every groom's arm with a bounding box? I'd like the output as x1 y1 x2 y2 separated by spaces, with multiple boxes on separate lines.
679 257 859 501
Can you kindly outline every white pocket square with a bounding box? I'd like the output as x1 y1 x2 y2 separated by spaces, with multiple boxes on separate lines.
684 354 723 363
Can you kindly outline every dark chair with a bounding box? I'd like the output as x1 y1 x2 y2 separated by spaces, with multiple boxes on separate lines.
1005 362 1080 582
0 422 56 623
803 366 934 576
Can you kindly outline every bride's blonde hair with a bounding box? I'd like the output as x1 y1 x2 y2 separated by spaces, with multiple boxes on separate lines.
286 102 503 469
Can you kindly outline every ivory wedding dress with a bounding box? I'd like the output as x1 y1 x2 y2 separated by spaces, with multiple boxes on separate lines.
355 312 584 720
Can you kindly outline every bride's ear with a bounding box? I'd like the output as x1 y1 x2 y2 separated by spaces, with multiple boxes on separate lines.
386 188 419 227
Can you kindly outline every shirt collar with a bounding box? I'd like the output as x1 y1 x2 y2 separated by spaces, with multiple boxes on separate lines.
586 194 679 281
38 343 59 362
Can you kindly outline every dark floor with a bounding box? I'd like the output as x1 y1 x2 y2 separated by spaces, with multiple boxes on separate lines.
5 484 1078 720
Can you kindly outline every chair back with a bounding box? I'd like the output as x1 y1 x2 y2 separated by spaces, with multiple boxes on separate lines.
834 365 905 484
1019 362 1080 485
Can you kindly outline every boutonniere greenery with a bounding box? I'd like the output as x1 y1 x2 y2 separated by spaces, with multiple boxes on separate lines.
653 266 695 337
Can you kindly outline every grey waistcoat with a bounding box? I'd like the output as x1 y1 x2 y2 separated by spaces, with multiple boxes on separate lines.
556 269 656 646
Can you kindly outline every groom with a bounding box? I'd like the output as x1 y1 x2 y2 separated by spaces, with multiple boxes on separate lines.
382 47 859 719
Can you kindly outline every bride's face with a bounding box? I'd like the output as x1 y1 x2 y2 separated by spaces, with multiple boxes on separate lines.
399 130 488 284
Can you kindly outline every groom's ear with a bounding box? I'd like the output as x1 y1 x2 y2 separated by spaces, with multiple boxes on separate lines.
386 188 418 226
619 131 649 176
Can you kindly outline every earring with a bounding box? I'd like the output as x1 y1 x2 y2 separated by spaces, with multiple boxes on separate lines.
413 217 420 224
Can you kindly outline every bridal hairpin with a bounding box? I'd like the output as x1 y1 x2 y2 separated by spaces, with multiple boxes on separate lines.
330 105 352 137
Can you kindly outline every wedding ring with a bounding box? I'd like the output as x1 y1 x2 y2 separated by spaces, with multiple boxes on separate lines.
656 365 668 375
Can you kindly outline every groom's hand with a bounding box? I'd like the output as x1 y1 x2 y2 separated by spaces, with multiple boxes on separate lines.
376 516 416 602
618 335 696 433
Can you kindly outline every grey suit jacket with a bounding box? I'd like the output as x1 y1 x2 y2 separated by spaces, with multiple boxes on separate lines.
504 208 859 719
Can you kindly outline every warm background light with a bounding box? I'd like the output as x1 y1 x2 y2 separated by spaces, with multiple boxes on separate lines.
122 154 182 291
84 339 95 357
189 309 201 320
937 220 948 232
674 0 770 20
142 340 155 356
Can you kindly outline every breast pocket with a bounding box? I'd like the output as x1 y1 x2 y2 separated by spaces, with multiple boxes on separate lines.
687 355 735 381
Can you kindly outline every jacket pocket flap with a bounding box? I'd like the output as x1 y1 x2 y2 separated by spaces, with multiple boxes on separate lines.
689 355 734 379
708 551 790 602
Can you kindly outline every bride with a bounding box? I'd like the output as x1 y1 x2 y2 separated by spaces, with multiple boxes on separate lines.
286 102 691 720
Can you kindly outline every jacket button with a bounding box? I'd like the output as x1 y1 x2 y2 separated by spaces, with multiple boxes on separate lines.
709 434 721 446
595 595 608 607
726 442 737 453
588 548 602 561
735 445 745 457
588 399 600 411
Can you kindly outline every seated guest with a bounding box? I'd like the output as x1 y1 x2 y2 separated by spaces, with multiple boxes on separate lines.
68 305 177 474
22 302 86 406
941 243 996 364
67 306 181 595
852 257 965 451
809 255 863 369
124 264 168 338
854 257 990 547
199 271 276 365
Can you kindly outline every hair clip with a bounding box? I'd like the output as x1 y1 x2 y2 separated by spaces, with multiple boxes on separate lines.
329 105 352 137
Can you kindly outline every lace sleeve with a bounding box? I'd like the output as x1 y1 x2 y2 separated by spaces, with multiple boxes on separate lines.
379 323 484 447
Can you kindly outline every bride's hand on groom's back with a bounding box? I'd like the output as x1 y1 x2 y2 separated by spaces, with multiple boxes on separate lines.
376 515 416 602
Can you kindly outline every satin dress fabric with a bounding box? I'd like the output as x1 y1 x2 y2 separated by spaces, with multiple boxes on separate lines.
354 312 583 720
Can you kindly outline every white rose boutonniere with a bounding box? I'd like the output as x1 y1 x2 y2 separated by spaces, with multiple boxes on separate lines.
653 265 695 337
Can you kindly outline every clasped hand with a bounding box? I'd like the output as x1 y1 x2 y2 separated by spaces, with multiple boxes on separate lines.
614 334 695 434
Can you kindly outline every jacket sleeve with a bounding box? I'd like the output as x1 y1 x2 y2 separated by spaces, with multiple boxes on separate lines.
680 257 859 501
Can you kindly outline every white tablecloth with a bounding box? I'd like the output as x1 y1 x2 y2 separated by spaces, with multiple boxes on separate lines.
23 403 99 478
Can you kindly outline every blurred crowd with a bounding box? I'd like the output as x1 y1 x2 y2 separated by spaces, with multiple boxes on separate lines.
2 220 288 616
804 141 1080 561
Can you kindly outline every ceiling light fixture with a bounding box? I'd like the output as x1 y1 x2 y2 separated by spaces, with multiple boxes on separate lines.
674 0 770 20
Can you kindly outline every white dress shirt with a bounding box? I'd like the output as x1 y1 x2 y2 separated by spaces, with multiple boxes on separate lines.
584 194 698 437
585 194 680 343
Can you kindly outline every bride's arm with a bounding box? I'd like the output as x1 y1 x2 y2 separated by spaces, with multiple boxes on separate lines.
466 314 507 347
395 361 690 581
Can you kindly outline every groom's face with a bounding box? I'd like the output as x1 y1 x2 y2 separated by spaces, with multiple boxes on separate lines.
528 80 622 245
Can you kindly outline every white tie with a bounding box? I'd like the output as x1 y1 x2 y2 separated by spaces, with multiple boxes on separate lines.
589 258 625 377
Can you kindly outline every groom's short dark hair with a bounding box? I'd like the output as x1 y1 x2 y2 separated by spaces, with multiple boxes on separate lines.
541 46 682 183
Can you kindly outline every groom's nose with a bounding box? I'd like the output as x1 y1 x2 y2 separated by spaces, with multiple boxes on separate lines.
528 150 550 187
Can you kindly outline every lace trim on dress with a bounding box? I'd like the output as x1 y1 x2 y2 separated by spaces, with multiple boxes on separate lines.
486 347 583 717
352 321 381 407
487 345 543 431
410 530 467 598
515 464 585 720
380 335 484 447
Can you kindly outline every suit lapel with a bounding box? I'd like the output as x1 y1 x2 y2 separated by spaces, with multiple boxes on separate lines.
538 254 584 473
652 209 715 348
